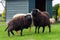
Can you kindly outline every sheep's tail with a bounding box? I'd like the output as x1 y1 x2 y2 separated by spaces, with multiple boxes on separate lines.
5 27 8 31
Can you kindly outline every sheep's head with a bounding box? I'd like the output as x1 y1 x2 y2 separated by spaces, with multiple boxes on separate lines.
31 9 38 17
31 9 41 17
25 15 32 22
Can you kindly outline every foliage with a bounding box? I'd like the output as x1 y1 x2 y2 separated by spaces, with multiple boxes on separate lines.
52 4 59 16
58 4 60 17
2 8 6 21
52 4 59 11
52 4 59 21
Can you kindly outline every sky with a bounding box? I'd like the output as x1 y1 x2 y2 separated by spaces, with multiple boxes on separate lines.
0 0 60 13
0 0 5 13
52 0 60 6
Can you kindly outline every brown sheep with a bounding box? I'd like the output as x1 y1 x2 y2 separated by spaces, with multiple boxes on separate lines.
12 13 32 34
31 9 51 33
5 15 32 37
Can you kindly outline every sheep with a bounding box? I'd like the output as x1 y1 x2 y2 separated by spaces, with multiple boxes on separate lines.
31 9 51 33
12 13 32 34
42 12 55 24
5 14 32 37
49 18 55 24
41 11 50 18
12 13 26 34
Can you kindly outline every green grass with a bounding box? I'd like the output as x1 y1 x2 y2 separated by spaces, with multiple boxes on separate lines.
0 22 60 40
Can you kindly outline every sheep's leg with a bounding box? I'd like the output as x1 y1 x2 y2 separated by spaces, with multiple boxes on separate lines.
38 27 40 34
21 29 23 36
8 27 13 37
35 26 37 33
29 27 31 32
8 30 10 37
42 26 45 33
11 31 14 35
48 25 51 32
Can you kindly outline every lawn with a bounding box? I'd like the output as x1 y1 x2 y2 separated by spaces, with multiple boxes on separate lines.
0 22 60 40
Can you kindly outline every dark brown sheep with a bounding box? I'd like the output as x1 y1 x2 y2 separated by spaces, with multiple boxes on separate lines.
31 9 51 33
41 11 50 18
12 13 32 34
5 15 32 37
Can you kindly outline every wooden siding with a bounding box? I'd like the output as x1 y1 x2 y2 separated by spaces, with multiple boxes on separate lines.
6 0 28 22
46 0 52 17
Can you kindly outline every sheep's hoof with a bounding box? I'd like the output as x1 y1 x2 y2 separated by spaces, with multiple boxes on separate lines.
38 33 39 34
38 32 39 34
49 30 51 32
8 35 10 37
21 34 22 36
13 34 15 35
35 31 36 34
42 31 44 33
21 35 22 36
8 34 10 37
49 31 51 32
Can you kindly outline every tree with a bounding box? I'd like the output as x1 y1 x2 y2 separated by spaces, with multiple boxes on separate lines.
52 4 59 21
52 4 59 10
58 4 60 17
0 0 5 8
2 8 6 21
0 0 6 21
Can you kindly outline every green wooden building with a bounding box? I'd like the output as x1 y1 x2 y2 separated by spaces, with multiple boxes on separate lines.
6 0 52 22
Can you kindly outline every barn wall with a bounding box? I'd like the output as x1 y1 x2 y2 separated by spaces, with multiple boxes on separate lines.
46 0 52 18
6 0 52 22
29 0 35 12
35 0 46 11
6 0 29 22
